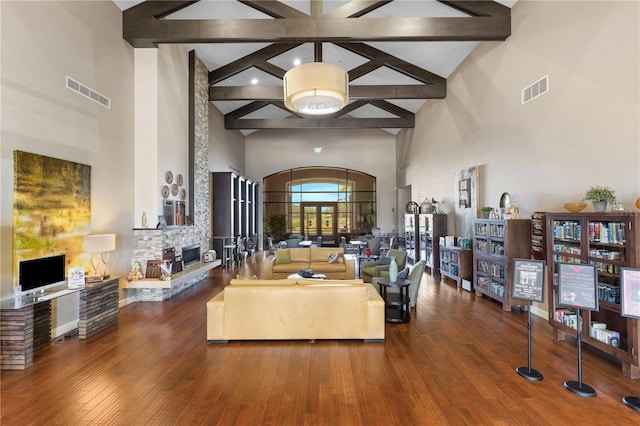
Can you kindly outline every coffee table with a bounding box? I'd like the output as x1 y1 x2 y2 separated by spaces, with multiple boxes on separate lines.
377 277 410 323
287 273 327 280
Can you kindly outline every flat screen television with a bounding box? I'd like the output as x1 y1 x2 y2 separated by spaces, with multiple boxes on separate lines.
19 254 66 293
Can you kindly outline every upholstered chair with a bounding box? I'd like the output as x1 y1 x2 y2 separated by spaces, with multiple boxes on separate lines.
360 249 407 283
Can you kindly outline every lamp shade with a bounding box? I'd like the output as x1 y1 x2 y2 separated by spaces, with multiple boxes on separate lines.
84 234 116 253
283 63 349 115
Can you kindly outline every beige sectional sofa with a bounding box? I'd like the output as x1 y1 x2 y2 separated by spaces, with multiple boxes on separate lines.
262 247 356 279
207 278 384 343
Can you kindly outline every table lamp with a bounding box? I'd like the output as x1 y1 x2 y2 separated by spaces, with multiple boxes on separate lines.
84 234 116 278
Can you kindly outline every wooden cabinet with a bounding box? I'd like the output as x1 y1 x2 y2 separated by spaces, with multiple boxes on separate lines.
439 246 472 287
546 212 640 378
473 219 531 311
211 172 258 255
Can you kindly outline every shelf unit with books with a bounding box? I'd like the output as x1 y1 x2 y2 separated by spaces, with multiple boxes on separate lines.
472 219 531 311
439 245 472 288
546 212 640 378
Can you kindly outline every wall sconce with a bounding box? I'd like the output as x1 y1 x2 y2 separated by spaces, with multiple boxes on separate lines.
84 234 116 278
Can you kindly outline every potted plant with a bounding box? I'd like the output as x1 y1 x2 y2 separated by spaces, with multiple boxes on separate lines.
584 186 615 212
481 206 492 219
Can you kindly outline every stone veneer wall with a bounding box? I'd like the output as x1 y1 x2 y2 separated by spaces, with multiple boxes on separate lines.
193 54 210 253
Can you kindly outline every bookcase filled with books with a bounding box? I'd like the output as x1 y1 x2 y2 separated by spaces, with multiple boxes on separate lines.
439 245 472 288
546 212 640 378
472 219 531 311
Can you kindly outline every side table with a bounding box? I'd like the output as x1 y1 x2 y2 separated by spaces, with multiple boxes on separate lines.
377 277 410 323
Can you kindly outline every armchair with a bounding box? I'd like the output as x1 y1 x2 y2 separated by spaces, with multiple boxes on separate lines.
360 249 407 283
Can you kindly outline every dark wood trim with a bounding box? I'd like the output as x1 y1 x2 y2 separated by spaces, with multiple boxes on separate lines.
224 116 415 130
188 50 195 218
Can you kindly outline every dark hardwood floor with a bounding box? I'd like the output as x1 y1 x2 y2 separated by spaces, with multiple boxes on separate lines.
2 253 639 425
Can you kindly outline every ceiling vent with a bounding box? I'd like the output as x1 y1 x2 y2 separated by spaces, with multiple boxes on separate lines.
66 76 111 109
522 75 548 105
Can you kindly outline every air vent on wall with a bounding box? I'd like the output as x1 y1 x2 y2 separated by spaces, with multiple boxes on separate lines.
522 75 548 105
66 76 111 109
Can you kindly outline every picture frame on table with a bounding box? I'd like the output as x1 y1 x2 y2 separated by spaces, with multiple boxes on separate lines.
157 215 167 230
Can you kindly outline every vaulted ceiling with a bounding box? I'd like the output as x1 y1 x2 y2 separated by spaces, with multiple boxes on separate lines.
116 1 514 135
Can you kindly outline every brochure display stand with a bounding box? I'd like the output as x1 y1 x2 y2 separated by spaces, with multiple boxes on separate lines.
620 268 640 411
557 263 598 397
512 259 545 381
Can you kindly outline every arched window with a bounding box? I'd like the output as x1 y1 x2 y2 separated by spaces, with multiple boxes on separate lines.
264 167 376 246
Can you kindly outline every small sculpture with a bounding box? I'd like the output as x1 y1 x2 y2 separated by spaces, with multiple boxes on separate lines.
141 211 147 228
127 260 143 281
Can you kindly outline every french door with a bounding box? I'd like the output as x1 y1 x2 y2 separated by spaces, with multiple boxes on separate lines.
302 203 338 246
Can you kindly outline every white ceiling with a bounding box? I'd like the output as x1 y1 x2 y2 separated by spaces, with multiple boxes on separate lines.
114 1 516 135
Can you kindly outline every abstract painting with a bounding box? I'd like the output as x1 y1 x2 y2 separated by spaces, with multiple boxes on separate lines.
13 151 91 285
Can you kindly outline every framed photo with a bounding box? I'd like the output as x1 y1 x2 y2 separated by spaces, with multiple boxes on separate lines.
68 266 85 289
458 178 471 208
157 215 167 230
557 263 598 311
621 267 640 320
511 259 545 302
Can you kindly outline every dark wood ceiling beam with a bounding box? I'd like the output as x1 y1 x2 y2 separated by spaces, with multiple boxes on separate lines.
210 84 446 101
254 60 287 79
437 1 510 17
238 0 309 19
124 16 511 48
337 42 445 85
225 116 415 130
208 42 300 84
325 1 394 18
123 0 198 21
368 100 413 117
348 60 385 81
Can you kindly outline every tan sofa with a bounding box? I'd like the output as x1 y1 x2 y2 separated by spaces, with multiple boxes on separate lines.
207 278 384 343
262 247 356 279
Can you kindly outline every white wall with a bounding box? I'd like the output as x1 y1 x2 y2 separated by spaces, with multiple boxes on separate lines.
398 0 640 317
0 1 192 334
208 106 245 174
1 1 135 331
245 128 397 236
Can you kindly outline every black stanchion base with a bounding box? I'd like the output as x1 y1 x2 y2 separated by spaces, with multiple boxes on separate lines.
516 366 543 381
622 396 640 412
564 380 596 397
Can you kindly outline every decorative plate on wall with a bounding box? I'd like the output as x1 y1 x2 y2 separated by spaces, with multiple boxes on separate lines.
171 183 179 196
179 188 186 200
161 185 170 198
165 171 173 184
176 174 183 186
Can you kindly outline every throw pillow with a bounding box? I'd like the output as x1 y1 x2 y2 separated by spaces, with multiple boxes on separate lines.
397 267 410 280
236 274 258 280
378 256 391 266
275 248 291 264
328 253 340 264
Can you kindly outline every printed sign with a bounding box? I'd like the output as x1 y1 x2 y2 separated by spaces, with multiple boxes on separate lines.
68 266 85 289
621 267 640 320
557 263 598 311
512 259 545 302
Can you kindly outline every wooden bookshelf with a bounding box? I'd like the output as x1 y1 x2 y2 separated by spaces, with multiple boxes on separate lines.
546 212 640 378
473 219 531 311
439 246 472 288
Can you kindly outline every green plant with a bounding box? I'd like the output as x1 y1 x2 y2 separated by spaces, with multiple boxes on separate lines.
481 206 492 212
584 186 616 203
266 214 287 242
